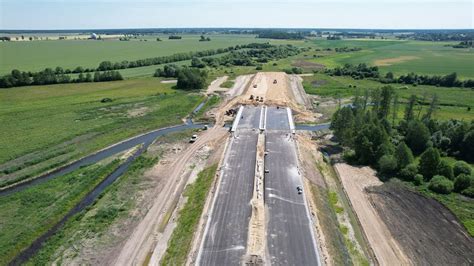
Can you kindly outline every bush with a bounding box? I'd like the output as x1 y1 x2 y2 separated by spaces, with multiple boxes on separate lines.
454 174 473 192
399 163 418 181
378 155 398 176
437 160 454 180
176 68 207 90
414 174 423 185
461 185 474 198
429 175 454 194
419 147 440 181
453 161 472 177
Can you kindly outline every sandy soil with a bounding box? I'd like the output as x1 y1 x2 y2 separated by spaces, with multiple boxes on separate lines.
374 56 419 66
206 76 228 95
225 75 253 99
334 163 411 265
113 126 228 265
367 182 474 265
160 79 177 84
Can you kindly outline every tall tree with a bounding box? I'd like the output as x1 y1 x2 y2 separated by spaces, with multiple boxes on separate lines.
378 86 393 119
404 94 417 121
392 93 399 125
405 120 430 155
395 142 414 169
423 94 438 120
419 147 441 180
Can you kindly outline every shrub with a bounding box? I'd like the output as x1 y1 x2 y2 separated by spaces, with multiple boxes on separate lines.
255 65 263 70
399 163 418 181
414 174 423 185
461 185 474 198
395 142 414 170
437 160 454 180
419 147 440 181
378 155 398 176
429 175 454 194
453 161 472 177
454 174 473 192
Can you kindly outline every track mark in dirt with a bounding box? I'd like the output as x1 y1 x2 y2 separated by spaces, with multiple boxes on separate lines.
367 181 474 265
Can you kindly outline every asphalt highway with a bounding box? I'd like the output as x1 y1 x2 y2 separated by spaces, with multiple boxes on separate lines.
199 105 319 265
198 106 261 265
264 108 320 265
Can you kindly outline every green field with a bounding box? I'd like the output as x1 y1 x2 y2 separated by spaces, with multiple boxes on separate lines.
305 39 474 79
0 158 120 265
0 78 202 186
302 73 474 121
0 34 301 75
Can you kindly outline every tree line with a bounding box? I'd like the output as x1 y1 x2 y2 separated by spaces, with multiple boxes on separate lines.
0 43 271 88
256 31 305 40
0 69 122 87
331 86 473 197
326 63 474 88
191 45 302 68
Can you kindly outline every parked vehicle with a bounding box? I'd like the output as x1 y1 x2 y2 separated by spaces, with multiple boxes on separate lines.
189 134 198 143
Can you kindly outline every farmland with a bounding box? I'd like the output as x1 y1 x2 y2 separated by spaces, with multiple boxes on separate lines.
302 73 474 120
0 30 473 266
0 34 300 75
310 39 474 78
0 78 202 186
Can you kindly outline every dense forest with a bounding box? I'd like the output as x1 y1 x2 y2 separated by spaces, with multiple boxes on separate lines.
256 31 305 40
331 86 474 197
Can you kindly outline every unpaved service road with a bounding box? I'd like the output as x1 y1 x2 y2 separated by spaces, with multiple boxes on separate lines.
335 163 411 265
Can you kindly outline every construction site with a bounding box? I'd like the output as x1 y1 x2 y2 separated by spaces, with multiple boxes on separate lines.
53 72 473 266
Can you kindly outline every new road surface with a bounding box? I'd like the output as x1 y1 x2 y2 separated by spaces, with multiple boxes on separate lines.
198 105 319 265
198 106 261 265
265 108 320 265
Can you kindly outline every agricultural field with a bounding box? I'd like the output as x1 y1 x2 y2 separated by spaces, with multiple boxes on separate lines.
302 73 474 121
310 39 474 78
0 34 301 75
0 78 202 186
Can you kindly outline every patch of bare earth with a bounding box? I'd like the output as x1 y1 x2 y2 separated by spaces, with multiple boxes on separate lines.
334 163 411 265
367 181 474 265
374 56 419 66
292 60 325 71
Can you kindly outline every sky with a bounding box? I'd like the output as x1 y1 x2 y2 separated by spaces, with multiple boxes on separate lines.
0 0 473 30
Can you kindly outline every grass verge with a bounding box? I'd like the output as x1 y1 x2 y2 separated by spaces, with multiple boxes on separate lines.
25 154 159 264
404 181 474 236
0 159 121 265
160 164 217 265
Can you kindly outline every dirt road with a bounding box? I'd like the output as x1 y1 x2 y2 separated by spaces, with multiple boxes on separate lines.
334 163 411 265
113 126 228 265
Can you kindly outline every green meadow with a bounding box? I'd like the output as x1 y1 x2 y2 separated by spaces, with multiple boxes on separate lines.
303 73 474 121
0 78 202 185
0 34 297 75
309 39 474 78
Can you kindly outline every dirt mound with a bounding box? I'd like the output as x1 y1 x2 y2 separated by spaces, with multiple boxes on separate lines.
292 60 325 70
367 181 474 265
